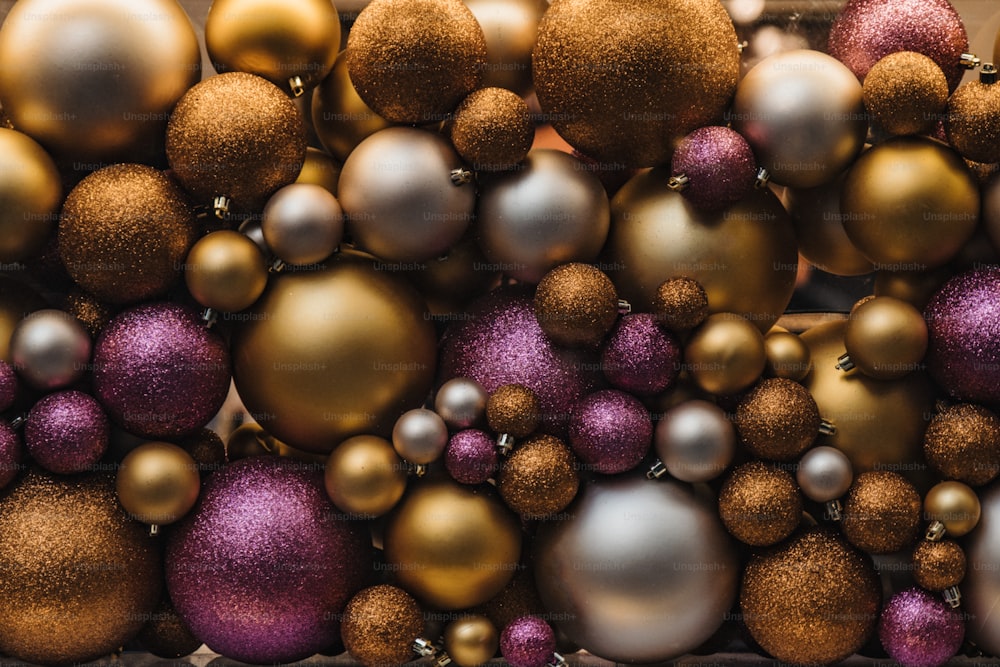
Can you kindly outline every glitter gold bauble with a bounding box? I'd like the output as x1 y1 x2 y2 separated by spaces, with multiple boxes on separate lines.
763 330 812 381
925 480 980 537
842 296 928 380
341 585 424 667
464 0 543 95
116 441 201 526
913 539 965 591
0 0 199 162
449 87 533 171
532 0 739 167
497 434 579 518
346 0 487 124
841 136 979 270
135 595 202 659
206 0 341 96
231 251 437 454
311 50 391 163
533 263 618 348
0 129 60 263
684 313 766 396
383 477 522 610
862 51 948 136
719 461 802 547
606 172 797 332
166 72 307 212
0 469 161 665
487 384 541 437
325 435 408 518
184 230 268 313
652 277 709 332
946 75 1000 165
59 164 199 304
842 471 922 554
740 529 880 666
444 615 499 667
734 378 820 461
924 403 1000 486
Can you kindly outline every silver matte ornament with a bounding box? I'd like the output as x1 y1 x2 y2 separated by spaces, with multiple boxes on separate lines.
434 377 488 430
10 309 91 391
653 400 735 483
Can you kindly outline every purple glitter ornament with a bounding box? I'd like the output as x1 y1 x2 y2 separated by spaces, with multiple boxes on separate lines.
25 390 108 474
601 313 681 395
92 302 231 439
166 457 370 664
500 616 556 667
569 389 652 474
879 587 963 667
445 429 498 484
0 360 18 412
0 422 22 488
925 267 1000 405
670 126 756 211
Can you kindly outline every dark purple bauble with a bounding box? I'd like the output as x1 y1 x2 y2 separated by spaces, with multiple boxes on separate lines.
500 616 556 667
440 286 600 434
25 390 108 474
166 457 371 664
879 587 963 667
0 421 22 489
445 429 498 484
569 389 652 474
0 360 18 412
671 126 756 211
92 302 231 439
925 267 1000 405
601 313 681 395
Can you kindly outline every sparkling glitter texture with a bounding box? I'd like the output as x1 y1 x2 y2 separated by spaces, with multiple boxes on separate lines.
533 263 619 348
341 585 424 667
842 471 922 554
923 403 1000 486
734 378 821 461
653 277 709 331
670 126 757 211
487 383 541 438
862 51 949 136
601 313 681 395
568 389 652 474
25 389 108 474
913 539 966 591
498 434 579 517
878 587 964 667
718 461 801 547
0 422 21 489
500 616 556 667
445 428 498 484
946 78 1000 164
450 87 533 171
0 359 18 412
166 457 371 664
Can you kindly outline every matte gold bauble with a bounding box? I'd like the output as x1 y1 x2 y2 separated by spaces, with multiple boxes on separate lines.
116 441 201 526
311 51 391 163
206 0 341 96
842 471 922 554
59 164 199 304
449 87 533 171
325 435 407 518
231 251 437 453
923 403 1000 486
763 330 812 381
296 148 341 197
946 75 1000 164
925 480 981 537
605 171 797 332
684 313 766 396
497 434 579 518
841 136 979 269
0 0 200 162
0 469 161 665
800 320 935 476
533 263 618 348
341 585 425 667
863 51 949 136
532 0 739 167
184 230 268 313
842 296 928 380
719 461 802 547
913 539 965 592
0 129 60 262
346 0 487 124
463 0 543 95
444 615 499 667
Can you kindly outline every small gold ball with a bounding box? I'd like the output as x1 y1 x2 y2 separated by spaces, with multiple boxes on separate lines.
533 263 618 348
341 585 424 667
324 435 407 518
487 384 541 437
184 230 269 313
444 615 499 667
763 330 812 381
842 471 922 554
924 480 981 537
684 313 767 395
449 87 533 171
718 461 802 547
913 539 966 591
734 378 821 461
924 403 1000 486
652 277 709 332
498 434 579 518
863 51 948 136
115 441 201 526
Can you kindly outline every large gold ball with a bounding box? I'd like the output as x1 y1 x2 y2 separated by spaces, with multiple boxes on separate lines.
463 0 543 95
605 170 797 332
383 477 522 610
0 129 60 263
116 441 201 526
0 469 161 664
324 435 408 518
311 50 391 163
184 230 268 313
231 251 437 454
532 0 739 167
0 0 199 162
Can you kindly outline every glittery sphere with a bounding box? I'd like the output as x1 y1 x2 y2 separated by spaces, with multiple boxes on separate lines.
498 434 579 517
734 378 821 461
445 429 498 484
534 263 619 348
435 377 488 430
913 539 966 591
500 616 555 667
601 313 681 395
0 422 21 489
166 457 370 664
828 0 969 91
568 390 651 474
450 87 533 171
924 403 1000 486
92 302 231 439
718 462 802 547
341 585 424 667
165 72 307 211
654 400 735 483
25 390 108 475
135 595 203 659
346 0 487 123
0 469 161 665
842 471 922 554
862 51 948 136
924 267 1000 404
670 126 756 211
487 384 541 438
946 77 1000 165
0 359 17 412
652 277 709 332
878 587 964 667
740 529 881 665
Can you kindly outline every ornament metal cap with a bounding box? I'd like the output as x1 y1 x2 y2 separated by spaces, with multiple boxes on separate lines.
981 64 998 85
961 53 982 70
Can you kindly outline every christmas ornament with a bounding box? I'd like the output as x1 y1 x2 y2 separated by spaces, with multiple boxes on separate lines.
9 308 91 391
0 278 46 363
115 441 200 528
463 0 542 95
444 615 499 667
568 389 651 475
734 378 822 461
311 50 391 163
487 383 541 441
601 313 681 395
135 595 202 660
838 296 928 380
0 129 60 263
0 422 21 489
166 457 370 664
178 428 226 477
500 616 557 667
718 461 802 547
445 429 497 484
324 435 407 518
652 277 709 332
497 434 579 517
341 585 425 667
434 377 488 430
862 51 949 136
653 400 735 483
842 471 922 553
763 330 812 381
24 390 108 475
924 403 1000 486
797 445 854 519
913 539 966 592
987 174 1000 254
184 230 269 313
534 474 737 664
346 0 486 123
684 313 766 396
946 65 1000 166
668 126 756 211
533 263 619 348
392 408 449 465
401 230 500 315
261 183 344 267
879 588 964 667
963 481 1000 654
449 87 533 171
296 147 340 195
924 480 980 537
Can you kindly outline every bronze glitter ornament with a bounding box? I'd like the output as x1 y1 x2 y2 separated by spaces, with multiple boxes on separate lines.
59 164 199 304
923 403 1000 486
913 539 966 592
718 461 802 547
734 378 821 461
497 434 579 518
740 529 881 665
449 87 533 171
532 0 740 167
487 384 541 438
341 585 425 667
842 471 922 554
533 263 619 348
346 0 487 124
946 67 1000 165
862 51 948 136
652 277 709 332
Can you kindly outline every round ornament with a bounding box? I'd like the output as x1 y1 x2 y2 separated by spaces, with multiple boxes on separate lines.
684 313 766 396
445 615 499 667
445 429 497 485
25 390 108 475
486 383 542 438
913 539 965 592
652 277 709 332
862 51 949 136
341 585 424 667
262 183 344 267
392 408 449 465
435 377 488 430
719 461 802 547
184 230 268 313
500 616 555 667
654 400 735 483
923 403 1000 486
116 441 200 526
0 129 60 263
842 296 928 380
533 263 619 348
311 50 391 163
9 308 91 391
568 389 651 475
946 73 1000 170
763 330 812 381
601 313 681 395
734 378 821 461
449 87 533 171
879 587 964 667
463 0 543 95
669 126 756 211
842 471 922 553
325 435 407 518
925 480 980 537
797 445 854 504
497 434 579 517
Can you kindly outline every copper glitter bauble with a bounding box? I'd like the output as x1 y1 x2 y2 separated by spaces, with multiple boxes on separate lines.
532 0 739 167
533 263 618 348
763 330 812 381
59 164 198 304
651 277 709 332
924 403 1000 487
0 469 161 665
842 471 922 554
311 50 391 163
487 384 541 438
166 72 307 212
913 539 966 592
341 585 424 667
946 76 1000 165
734 378 821 461
497 434 579 518
346 0 487 124
862 51 948 136
684 313 766 396
718 461 802 547
842 295 928 380
740 529 881 665
449 87 533 171
0 129 60 263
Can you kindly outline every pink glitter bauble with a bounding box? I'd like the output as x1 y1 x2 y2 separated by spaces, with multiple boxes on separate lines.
670 126 756 211
445 429 498 484
25 390 108 474
501 616 556 667
569 389 652 474
601 313 681 395
879 587 963 667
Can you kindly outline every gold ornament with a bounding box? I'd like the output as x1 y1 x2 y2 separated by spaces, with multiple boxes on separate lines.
184 230 268 313
842 471 922 554
231 251 437 454
296 147 341 196
497 434 579 517
684 313 766 396
444 615 499 667
464 0 543 95
59 164 199 304
225 422 277 461
913 539 966 592
925 480 981 537
763 330 812 381
652 277 709 332
841 296 928 380
0 0 199 162
206 0 341 96
486 384 541 438
734 378 820 461
606 173 797 332
382 477 522 610
346 0 487 123
341 585 424 667
311 51 391 163
873 268 950 312
116 441 201 526
134 595 202 659
533 263 618 348
718 461 802 547
0 129 60 263
532 0 739 167
923 403 1000 486
946 70 1000 164
862 51 949 136
324 435 408 518
449 87 533 171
